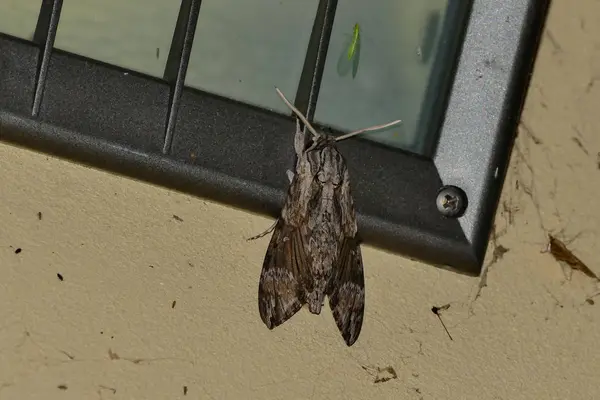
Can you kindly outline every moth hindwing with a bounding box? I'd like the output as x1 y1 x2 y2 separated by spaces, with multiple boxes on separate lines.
253 88 401 346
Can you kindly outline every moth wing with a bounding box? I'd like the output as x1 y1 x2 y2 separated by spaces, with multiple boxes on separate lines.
258 221 312 329
328 237 365 346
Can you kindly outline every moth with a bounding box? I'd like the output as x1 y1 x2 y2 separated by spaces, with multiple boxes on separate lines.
545 234 599 281
250 87 401 346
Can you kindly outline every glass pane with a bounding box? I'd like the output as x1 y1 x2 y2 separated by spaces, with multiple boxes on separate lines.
54 0 180 78
0 0 42 40
185 0 318 113
314 0 454 155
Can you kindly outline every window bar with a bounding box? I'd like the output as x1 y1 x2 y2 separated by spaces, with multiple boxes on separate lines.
162 0 203 155
31 0 63 117
293 0 338 122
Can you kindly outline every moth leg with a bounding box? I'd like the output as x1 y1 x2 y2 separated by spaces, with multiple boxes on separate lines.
286 170 294 183
247 219 278 241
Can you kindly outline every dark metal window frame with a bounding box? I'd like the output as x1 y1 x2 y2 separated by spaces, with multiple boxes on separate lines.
0 0 549 275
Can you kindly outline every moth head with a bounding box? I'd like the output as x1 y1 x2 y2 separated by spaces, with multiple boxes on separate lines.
308 139 346 187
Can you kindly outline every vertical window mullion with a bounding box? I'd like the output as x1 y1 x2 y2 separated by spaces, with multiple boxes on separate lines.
294 0 338 122
32 0 63 117
162 0 203 154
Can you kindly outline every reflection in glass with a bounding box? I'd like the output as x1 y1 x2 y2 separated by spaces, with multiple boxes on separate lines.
315 0 453 155
0 0 42 40
54 0 180 78
185 0 318 113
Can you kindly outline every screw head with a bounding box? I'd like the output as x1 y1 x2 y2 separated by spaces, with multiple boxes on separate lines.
436 185 467 218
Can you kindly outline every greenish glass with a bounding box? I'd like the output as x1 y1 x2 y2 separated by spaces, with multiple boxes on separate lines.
314 0 450 155
185 0 318 114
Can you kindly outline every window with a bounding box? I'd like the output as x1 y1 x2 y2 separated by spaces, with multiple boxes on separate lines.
0 0 550 274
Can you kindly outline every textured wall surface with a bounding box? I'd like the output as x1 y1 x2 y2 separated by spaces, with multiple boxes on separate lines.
1 1 600 399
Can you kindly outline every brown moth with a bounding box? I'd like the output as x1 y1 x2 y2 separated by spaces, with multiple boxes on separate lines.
545 234 599 281
249 88 401 346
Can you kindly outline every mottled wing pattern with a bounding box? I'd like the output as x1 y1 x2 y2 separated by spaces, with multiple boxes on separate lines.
258 220 313 329
328 237 365 346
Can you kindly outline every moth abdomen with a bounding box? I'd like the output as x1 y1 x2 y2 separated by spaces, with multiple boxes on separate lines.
307 289 326 314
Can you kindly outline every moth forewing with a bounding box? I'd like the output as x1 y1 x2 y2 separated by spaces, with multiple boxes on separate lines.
258 221 306 329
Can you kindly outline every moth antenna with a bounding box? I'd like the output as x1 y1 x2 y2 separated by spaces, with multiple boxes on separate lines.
335 119 402 142
275 87 320 139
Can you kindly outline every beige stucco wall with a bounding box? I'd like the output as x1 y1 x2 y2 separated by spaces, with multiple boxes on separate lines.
1 2 600 399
